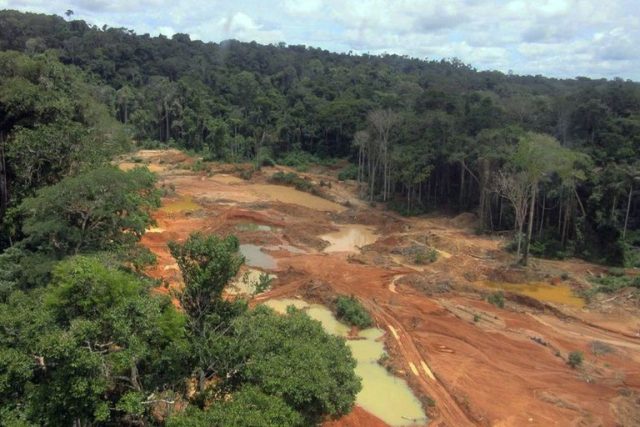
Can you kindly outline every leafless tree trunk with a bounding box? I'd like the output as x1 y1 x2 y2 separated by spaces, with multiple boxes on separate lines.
494 170 531 259
523 183 537 265
623 184 633 240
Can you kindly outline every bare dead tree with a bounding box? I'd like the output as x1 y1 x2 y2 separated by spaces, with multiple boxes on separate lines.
494 170 531 259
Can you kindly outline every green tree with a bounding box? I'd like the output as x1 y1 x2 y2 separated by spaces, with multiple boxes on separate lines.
0 256 188 426
20 166 159 256
512 133 579 265
168 232 244 329
221 306 361 423
168 232 245 393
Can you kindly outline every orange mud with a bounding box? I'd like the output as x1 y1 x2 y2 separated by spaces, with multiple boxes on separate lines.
133 150 640 427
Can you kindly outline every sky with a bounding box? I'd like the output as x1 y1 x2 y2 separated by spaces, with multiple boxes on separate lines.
2 0 639 80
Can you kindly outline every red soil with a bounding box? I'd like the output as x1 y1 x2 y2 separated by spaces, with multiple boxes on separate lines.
127 151 640 427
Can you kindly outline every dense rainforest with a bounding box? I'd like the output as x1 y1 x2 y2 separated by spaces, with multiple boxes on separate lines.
1 10 638 268
0 8 639 425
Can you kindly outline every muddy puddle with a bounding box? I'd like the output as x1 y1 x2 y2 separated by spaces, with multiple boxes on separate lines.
161 195 200 213
321 224 379 252
235 223 274 232
228 268 275 295
476 280 585 308
239 244 277 269
263 299 428 426
248 184 345 212
268 244 305 254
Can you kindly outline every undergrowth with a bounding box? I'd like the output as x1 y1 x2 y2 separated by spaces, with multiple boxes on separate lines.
269 171 320 195
487 291 505 308
334 295 373 328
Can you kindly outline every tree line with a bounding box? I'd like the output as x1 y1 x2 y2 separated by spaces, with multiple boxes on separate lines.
1 10 637 266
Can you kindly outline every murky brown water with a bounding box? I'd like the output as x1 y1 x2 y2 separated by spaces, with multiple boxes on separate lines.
476 280 585 308
267 244 305 254
239 244 277 269
235 223 274 232
321 224 379 252
263 299 428 426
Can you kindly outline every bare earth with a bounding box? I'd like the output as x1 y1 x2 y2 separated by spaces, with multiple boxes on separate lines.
125 150 640 427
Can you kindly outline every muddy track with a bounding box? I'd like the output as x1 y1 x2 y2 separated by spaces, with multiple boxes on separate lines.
369 298 478 426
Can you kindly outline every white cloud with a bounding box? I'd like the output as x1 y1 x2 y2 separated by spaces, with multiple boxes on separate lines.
3 0 640 80
282 0 323 16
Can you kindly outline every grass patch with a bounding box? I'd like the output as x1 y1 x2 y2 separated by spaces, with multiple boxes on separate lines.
191 159 212 173
487 291 505 308
334 295 373 328
589 273 640 294
239 168 254 180
567 351 584 368
414 248 438 265
337 164 358 181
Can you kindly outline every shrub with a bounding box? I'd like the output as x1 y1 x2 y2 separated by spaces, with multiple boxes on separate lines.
254 273 273 294
487 291 505 308
255 147 276 168
139 139 164 149
334 295 373 328
567 351 583 368
608 267 625 277
269 171 318 195
526 235 570 260
239 169 254 180
387 200 427 216
414 248 438 265
259 156 276 167
337 164 358 181
591 273 640 293
624 244 640 268
191 159 210 173
279 150 321 171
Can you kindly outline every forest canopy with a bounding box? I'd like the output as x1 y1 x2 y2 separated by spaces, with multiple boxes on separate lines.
1 9 638 267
